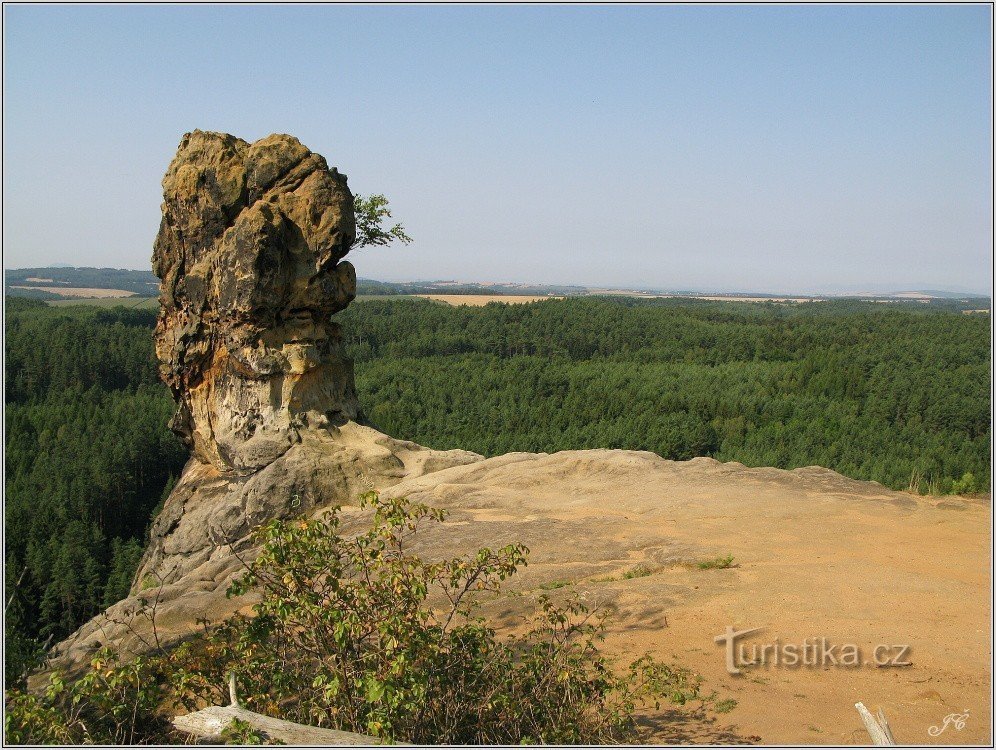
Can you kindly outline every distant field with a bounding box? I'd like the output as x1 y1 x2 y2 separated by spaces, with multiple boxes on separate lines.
416 294 562 306
14 286 137 298
45 294 426 309
417 293 814 306
48 296 159 309
653 294 822 303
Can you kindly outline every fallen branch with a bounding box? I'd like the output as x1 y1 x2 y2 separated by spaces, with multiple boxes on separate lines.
172 705 381 745
172 672 384 745
855 701 896 745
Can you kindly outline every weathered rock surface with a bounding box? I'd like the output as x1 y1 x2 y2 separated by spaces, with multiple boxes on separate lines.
153 130 360 474
44 132 481 675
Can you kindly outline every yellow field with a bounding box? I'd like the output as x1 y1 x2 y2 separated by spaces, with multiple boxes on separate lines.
415 294 561 306
13 286 137 298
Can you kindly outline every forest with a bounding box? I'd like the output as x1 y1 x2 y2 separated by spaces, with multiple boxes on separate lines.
4 294 990 683
4 299 186 681
341 297 989 494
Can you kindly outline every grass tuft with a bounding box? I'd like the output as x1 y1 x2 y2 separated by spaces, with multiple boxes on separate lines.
538 580 571 590
714 698 738 714
696 555 736 570
622 564 660 580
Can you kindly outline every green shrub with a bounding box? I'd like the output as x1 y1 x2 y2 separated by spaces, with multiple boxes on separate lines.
951 472 978 495
6 492 703 745
220 717 272 745
4 650 174 744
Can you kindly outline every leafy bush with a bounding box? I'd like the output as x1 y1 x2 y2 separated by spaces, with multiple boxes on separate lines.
220 717 271 745
186 492 702 743
4 650 174 744
6 493 702 745
951 471 979 495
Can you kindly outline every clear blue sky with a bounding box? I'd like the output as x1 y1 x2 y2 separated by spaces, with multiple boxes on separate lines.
3 4 992 293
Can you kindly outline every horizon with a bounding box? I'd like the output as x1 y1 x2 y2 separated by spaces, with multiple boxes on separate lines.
5 262 991 298
3 5 992 294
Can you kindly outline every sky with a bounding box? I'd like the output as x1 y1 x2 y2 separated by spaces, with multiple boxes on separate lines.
3 4 992 294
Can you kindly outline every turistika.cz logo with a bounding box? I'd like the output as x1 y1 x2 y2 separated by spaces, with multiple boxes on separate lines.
714 626 912 675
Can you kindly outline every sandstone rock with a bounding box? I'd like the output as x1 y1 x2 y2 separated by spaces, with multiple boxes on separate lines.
46 423 481 673
153 130 360 474
42 132 483 677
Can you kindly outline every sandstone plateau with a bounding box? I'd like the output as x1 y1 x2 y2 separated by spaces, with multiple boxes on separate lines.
48 132 991 745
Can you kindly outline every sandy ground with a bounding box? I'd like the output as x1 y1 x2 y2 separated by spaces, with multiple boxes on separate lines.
12 286 137 298
45 427 990 745
415 294 562 306
379 451 991 745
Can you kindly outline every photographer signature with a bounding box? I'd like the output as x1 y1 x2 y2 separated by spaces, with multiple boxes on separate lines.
928 709 970 737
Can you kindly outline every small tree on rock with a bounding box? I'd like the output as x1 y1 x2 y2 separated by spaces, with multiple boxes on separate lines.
352 194 413 249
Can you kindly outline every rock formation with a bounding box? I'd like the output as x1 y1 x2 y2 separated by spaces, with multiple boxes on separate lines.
44 132 481 672
152 130 360 473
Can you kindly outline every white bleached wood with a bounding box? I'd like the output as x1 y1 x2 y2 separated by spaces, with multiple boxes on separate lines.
172 705 383 745
876 707 896 744
854 701 896 745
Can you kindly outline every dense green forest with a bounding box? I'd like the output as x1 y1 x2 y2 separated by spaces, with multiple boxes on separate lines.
4 299 186 682
4 295 990 683
338 297 989 493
